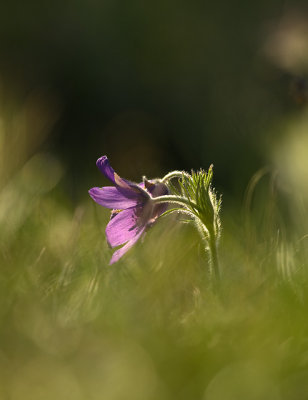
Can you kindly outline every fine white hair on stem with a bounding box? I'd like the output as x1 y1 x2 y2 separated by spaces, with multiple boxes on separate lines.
161 170 191 183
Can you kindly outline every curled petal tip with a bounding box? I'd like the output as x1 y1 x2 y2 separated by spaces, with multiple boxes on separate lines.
96 155 117 184
96 155 108 167
88 188 95 198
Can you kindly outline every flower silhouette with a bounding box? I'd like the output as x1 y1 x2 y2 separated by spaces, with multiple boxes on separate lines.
89 156 168 264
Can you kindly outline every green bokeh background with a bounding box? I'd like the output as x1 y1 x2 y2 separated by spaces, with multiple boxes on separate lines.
1 2 308 399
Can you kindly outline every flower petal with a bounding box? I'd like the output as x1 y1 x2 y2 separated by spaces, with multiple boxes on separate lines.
96 156 151 200
96 156 132 190
106 207 143 248
88 187 140 209
96 156 117 184
109 227 145 265
147 181 169 197
145 181 169 220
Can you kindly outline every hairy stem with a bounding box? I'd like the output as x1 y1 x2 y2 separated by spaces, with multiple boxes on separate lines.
153 193 221 289
152 195 199 210
161 170 191 183
208 229 220 286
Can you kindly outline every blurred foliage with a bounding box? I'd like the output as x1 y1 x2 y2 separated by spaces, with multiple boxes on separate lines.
1 83 308 399
1 1 308 399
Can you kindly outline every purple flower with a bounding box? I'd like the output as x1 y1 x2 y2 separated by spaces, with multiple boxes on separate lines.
89 156 169 264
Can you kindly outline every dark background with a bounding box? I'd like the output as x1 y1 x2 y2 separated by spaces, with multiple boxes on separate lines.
1 0 307 202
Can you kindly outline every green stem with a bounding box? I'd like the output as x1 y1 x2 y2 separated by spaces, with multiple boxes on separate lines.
161 170 191 183
208 229 220 285
153 193 221 289
152 195 199 210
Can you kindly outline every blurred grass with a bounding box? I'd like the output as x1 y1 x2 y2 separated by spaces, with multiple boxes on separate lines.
1 100 308 400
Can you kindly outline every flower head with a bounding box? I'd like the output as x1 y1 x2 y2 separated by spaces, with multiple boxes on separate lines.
89 156 168 264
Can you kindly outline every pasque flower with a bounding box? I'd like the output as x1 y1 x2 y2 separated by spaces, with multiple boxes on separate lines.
89 156 222 287
89 156 169 264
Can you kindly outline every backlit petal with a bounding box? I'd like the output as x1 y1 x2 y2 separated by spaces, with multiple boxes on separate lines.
145 181 169 220
109 227 145 265
96 156 117 184
106 207 143 248
96 156 132 189
88 187 140 209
